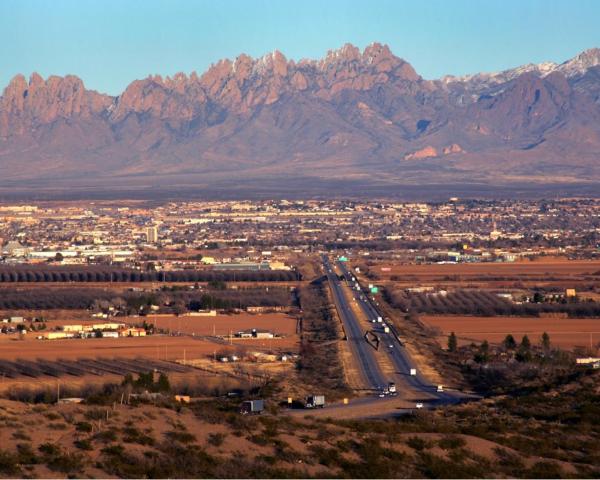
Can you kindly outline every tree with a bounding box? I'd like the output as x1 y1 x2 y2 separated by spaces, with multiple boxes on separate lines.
516 335 532 362
503 334 517 350
541 332 551 350
172 300 187 316
156 373 171 392
474 340 490 363
447 332 457 352
54 252 64 262
532 292 545 303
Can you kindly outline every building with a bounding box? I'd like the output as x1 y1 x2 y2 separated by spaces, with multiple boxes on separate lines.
119 327 147 337
146 225 158 243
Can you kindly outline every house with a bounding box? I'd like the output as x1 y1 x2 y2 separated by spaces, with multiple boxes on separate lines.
119 327 146 337
565 288 577 298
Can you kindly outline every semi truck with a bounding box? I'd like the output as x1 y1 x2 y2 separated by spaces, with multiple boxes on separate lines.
240 399 264 415
305 395 325 408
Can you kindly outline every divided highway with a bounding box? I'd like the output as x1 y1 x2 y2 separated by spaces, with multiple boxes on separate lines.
325 255 464 406
323 255 387 390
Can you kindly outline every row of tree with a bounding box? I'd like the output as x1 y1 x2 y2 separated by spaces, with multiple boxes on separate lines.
0 287 293 312
0 267 300 283
384 288 600 317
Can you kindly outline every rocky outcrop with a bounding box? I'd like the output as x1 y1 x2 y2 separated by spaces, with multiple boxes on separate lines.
404 146 438 160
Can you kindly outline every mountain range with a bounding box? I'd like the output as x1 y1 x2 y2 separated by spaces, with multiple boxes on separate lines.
1 43 600 197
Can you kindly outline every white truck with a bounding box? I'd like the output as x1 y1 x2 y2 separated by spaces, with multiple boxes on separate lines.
240 399 264 415
305 395 325 409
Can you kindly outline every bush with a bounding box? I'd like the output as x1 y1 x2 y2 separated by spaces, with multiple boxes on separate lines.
438 435 467 450
207 432 226 447
407 436 430 451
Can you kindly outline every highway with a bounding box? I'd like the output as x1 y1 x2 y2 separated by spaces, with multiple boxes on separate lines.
323 255 387 390
324 255 464 406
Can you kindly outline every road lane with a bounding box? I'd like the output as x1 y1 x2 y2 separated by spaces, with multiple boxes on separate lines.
336 260 463 405
323 255 386 390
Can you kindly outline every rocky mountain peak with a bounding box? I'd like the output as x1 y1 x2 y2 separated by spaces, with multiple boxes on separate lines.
557 47 600 76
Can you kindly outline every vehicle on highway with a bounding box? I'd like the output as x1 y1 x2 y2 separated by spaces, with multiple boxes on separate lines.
410 368 417 376
437 385 444 392
388 382 396 393
305 395 325 409
240 399 264 415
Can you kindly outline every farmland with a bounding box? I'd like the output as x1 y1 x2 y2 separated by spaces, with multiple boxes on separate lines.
145 312 298 337
421 315 600 350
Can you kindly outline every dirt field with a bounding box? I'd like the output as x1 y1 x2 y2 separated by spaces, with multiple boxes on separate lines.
370 258 600 280
0 331 297 363
144 313 298 337
421 315 600 350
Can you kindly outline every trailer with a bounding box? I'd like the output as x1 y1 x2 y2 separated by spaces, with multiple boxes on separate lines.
240 399 264 415
305 395 325 409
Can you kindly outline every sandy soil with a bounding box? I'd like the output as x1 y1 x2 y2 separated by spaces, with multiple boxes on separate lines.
421 315 600 349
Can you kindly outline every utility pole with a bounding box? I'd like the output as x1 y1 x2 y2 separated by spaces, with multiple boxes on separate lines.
183 348 186 366
57 381 60 403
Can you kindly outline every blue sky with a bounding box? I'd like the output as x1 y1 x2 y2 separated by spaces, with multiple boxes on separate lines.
1 0 599 95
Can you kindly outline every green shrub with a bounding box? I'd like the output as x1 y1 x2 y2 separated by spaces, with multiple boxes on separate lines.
438 435 467 450
407 436 430 451
74 439 93 451
76 421 93 433
207 432 226 447
164 430 196 444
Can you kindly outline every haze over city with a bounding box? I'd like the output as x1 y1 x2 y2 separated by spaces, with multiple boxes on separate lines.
0 1 599 479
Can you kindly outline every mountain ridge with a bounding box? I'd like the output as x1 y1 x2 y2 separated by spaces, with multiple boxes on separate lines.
1 43 600 192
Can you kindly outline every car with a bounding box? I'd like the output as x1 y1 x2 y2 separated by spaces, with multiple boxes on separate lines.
415 403 424 409
389 344 394 348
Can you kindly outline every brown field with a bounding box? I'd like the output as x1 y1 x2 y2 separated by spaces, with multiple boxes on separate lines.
144 312 298 337
370 258 600 280
421 315 600 350
0 324 298 363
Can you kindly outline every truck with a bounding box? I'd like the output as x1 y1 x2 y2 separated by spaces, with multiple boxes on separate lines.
410 368 417 376
240 399 264 415
388 382 397 394
305 395 325 409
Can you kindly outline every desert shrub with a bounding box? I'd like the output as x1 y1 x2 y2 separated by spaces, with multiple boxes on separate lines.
207 432 226 447
165 430 196 444
0 450 20 476
38 442 84 474
438 435 467 450
527 460 564 478
74 439 93 451
122 426 155 446
407 436 430 451
76 421 93 433
16 443 38 465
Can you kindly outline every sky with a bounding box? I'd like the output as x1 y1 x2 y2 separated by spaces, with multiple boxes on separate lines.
1 0 600 95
